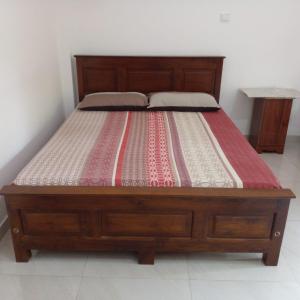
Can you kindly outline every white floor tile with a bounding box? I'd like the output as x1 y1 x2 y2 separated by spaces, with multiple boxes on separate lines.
281 221 300 283
77 277 191 300
284 142 300 166
0 274 80 300
261 153 300 182
187 252 295 282
190 281 300 300
283 221 300 251
83 252 188 279
282 248 300 284
0 232 88 276
288 199 300 221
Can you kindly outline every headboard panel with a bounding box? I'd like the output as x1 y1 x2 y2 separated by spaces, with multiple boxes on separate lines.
75 56 225 103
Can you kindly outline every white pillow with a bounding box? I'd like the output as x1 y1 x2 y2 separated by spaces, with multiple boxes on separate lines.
148 92 220 111
78 92 148 110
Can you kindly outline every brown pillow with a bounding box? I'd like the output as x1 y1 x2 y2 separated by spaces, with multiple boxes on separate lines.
78 92 148 111
148 92 220 111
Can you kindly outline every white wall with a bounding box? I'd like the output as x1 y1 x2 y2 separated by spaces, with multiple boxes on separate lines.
55 0 300 135
0 1 64 224
1 0 299 226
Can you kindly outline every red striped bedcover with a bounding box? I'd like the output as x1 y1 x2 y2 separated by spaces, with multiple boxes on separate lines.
15 110 280 189
203 111 280 188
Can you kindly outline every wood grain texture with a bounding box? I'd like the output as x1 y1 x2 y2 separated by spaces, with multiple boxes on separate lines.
21 211 82 235
249 98 293 153
1 187 293 265
102 211 192 237
75 56 225 102
263 199 290 266
1 185 295 199
208 215 273 239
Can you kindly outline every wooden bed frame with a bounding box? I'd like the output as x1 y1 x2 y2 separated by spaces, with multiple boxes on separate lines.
0 56 295 266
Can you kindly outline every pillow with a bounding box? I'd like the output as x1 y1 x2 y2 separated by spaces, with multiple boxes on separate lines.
147 92 220 112
78 92 148 111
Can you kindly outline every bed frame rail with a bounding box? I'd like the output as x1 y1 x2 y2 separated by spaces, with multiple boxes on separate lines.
1 186 294 265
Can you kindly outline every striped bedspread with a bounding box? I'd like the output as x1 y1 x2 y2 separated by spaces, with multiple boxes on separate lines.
15 110 280 189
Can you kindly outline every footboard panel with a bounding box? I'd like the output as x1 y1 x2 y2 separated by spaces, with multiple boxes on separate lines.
1 186 294 265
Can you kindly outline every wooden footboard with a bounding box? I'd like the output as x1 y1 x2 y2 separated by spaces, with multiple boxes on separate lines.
0 186 295 265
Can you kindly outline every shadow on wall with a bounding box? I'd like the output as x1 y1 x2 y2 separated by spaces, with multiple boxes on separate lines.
71 56 79 106
0 103 65 223
229 90 254 134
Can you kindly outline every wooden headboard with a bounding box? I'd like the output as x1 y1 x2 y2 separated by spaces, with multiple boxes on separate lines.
75 56 225 103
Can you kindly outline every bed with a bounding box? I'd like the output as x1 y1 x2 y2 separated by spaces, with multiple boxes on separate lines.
0 56 295 265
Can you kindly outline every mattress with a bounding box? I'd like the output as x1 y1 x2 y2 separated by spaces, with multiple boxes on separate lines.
14 109 280 189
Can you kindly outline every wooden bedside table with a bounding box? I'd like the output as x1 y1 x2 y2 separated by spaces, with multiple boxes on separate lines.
241 88 300 154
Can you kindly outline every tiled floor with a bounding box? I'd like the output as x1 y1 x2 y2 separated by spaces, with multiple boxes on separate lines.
0 141 300 300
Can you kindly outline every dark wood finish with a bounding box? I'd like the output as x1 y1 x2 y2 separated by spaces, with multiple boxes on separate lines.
102 211 192 237
75 56 225 102
138 249 155 265
0 56 295 266
249 98 293 154
1 185 294 265
6 204 32 262
208 215 273 239
21 211 83 235
263 198 290 266
1 185 295 198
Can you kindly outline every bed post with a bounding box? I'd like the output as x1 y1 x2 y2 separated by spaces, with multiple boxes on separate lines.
262 198 290 266
138 248 156 265
5 198 32 262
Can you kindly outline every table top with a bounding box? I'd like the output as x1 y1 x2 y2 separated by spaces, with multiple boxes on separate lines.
240 88 300 99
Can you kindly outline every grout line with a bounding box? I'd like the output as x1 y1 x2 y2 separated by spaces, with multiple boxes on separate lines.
80 254 89 277
79 274 190 280
0 271 296 284
188 278 296 283
75 254 89 300
0 273 82 279
0 271 86 278
75 276 84 300
188 279 194 300
186 253 195 281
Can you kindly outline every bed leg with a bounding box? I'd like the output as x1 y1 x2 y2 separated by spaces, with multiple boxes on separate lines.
13 246 32 263
262 251 280 266
138 249 155 265
5 204 32 262
262 199 290 266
